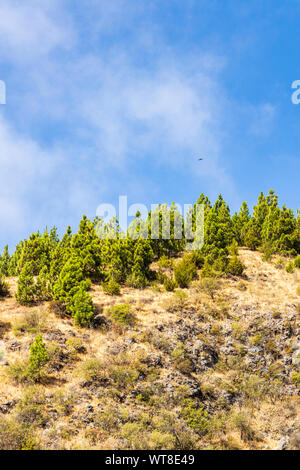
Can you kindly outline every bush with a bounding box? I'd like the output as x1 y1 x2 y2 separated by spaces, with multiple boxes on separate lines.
48 300 67 318
294 255 300 269
53 389 75 416
290 372 300 387
77 358 107 382
171 342 193 374
194 278 221 299
0 417 31 450
106 304 136 327
65 337 86 359
181 399 209 435
174 256 197 288
126 272 147 289
226 256 245 276
231 412 255 442
157 255 173 269
286 262 295 274
102 279 121 296
164 290 188 312
15 386 47 427
6 359 30 384
164 277 176 292
12 310 48 336
200 260 219 278
0 276 10 298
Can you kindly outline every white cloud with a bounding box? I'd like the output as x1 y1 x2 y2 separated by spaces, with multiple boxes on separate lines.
0 0 75 62
248 103 276 136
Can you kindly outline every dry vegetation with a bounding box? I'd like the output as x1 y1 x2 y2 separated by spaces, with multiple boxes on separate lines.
0 249 299 450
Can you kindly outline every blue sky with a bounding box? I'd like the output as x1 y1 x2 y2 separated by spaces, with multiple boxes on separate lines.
0 0 300 250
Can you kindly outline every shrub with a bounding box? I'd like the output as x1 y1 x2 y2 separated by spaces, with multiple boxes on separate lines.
12 310 48 336
286 262 295 274
65 337 86 359
290 372 300 387
48 300 67 318
106 304 136 327
226 256 245 276
77 358 107 382
231 412 255 442
157 255 173 269
15 386 47 427
0 276 10 298
249 334 263 346
294 255 300 269
110 366 140 387
164 290 188 312
164 277 176 292
121 422 147 450
200 260 219 278
171 342 193 374
53 389 75 416
102 279 121 296
174 256 197 288
28 335 49 381
181 399 209 435
194 278 221 300
126 272 147 289
275 258 285 270
6 359 30 384
0 417 30 450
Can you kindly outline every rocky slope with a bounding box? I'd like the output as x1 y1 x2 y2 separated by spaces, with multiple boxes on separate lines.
0 249 299 450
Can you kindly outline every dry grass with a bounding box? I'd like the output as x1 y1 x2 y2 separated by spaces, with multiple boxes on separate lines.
0 249 299 450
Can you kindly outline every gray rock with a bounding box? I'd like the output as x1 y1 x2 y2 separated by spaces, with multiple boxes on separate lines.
277 437 288 450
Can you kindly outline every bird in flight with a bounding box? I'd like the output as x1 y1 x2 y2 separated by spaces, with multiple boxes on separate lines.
197 157 204 161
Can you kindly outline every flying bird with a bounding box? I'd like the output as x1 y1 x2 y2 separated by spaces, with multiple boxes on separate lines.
197 158 204 161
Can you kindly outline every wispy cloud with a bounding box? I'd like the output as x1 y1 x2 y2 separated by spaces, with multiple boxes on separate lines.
0 0 279 248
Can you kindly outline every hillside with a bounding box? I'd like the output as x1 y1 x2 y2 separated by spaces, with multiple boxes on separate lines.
0 249 299 450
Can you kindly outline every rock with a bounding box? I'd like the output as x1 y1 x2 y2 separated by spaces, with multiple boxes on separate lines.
93 315 110 329
292 349 300 366
45 329 66 344
0 400 17 414
277 437 288 450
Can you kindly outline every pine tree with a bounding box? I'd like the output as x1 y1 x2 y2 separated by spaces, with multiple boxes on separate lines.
71 287 95 328
16 262 36 306
232 202 250 245
0 245 10 277
71 215 102 279
127 239 154 288
28 335 49 380
53 257 89 312
203 195 233 266
35 266 52 302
